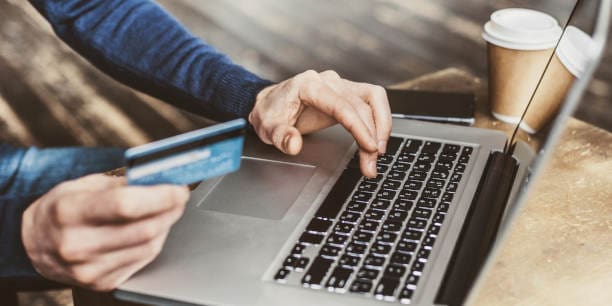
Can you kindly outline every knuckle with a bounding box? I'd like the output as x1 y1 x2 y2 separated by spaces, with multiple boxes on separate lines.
57 237 85 262
138 223 159 242
72 266 98 287
321 70 340 78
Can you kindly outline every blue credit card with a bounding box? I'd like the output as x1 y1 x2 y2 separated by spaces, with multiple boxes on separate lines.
125 119 246 186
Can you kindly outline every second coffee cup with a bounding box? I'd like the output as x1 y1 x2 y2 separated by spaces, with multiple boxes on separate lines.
483 8 563 133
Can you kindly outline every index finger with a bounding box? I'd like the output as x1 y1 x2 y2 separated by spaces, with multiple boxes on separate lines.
72 185 189 224
298 79 378 153
354 83 392 154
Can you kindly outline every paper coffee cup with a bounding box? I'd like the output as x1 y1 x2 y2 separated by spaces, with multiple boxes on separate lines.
521 26 595 132
483 8 563 133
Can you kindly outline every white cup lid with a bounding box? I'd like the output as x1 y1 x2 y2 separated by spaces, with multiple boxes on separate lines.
555 26 595 78
483 8 562 50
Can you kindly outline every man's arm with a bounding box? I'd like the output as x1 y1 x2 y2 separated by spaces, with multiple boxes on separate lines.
28 0 272 121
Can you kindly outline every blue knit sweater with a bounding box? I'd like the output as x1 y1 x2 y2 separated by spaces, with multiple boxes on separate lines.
0 0 272 284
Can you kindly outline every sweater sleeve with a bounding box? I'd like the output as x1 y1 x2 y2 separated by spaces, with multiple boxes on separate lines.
28 0 273 121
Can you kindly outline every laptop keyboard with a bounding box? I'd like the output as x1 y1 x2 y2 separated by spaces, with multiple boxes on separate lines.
273 136 474 304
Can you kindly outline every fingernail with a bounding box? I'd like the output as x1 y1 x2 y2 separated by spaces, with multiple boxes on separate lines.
378 140 387 154
283 134 292 153
369 160 377 176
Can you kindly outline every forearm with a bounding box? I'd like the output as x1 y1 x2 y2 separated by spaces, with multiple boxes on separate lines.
29 0 272 120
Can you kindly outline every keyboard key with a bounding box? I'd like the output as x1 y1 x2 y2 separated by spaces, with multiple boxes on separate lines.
364 209 385 221
396 240 418 253
455 163 466 173
433 212 445 225
291 243 305 256
296 257 310 271
427 179 445 189
364 174 384 183
412 260 425 273
327 233 349 246
320 244 342 259
371 198 391 210
442 144 461 154
438 152 458 163
391 162 410 172
436 160 454 171
364 254 386 268
397 153 416 163
306 218 333 234
431 168 450 180
417 197 437 209
406 273 420 287
422 141 442 154
274 268 290 282
441 192 454 202
382 220 403 232
357 267 379 280
403 229 423 241
339 211 360 223
378 154 395 165
382 179 402 190
404 139 422 153
399 190 418 201
446 182 459 192
399 287 414 303
377 164 389 174
407 218 427 230
377 189 396 200
388 170 406 181
358 181 378 193
449 172 463 183
438 202 450 213
353 191 374 203
353 230 374 244
314 168 361 220
333 222 354 235
358 220 380 232
428 224 441 236
375 277 400 300
283 255 300 269
393 199 414 211
326 266 353 290
408 170 428 181
417 152 436 163
418 248 431 261
299 232 324 245
346 201 367 212
376 232 398 244
302 256 333 287
413 161 432 172
349 279 373 294
383 264 407 279
422 187 441 198
386 209 409 222
370 241 392 255
386 136 404 155
404 180 423 191
390 251 412 265
413 208 432 220
346 241 368 256
339 254 361 268
462 146 474 156
422 236 436 249
458 153 470 164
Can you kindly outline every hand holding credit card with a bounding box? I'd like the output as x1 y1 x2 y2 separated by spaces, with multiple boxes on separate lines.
125 119 246 186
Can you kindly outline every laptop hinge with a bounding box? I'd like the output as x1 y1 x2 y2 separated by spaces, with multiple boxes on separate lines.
434 151 518 306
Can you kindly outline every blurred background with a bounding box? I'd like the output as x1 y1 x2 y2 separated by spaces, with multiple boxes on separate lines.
0 0 609 305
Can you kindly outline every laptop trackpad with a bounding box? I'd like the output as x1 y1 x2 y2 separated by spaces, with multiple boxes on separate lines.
198 158 316 220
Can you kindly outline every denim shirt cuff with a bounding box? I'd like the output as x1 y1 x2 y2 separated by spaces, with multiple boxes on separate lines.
0 144 26 195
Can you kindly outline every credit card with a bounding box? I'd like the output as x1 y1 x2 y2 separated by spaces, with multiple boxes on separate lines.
125 119 246 186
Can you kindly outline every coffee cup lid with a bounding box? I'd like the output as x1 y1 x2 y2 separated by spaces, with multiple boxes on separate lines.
483 8 562 50
555 26 595 78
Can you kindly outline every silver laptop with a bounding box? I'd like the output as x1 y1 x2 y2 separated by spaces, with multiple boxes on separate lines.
115 1 609 305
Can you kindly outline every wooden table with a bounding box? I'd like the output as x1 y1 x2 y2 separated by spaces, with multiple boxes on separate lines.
73 69 612 306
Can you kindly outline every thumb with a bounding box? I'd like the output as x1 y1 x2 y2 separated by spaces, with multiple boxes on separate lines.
272 124 303 155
